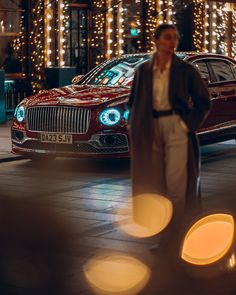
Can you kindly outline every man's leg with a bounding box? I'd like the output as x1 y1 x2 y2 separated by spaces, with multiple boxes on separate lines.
151 119 166 195
164 115 188 217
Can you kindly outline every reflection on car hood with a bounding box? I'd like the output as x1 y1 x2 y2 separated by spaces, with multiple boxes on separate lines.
26 85 130 107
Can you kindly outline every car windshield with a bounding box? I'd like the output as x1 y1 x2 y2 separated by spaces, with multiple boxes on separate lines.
79 53 186 87
80 55 150 87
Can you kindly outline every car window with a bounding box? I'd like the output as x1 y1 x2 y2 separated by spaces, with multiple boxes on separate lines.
209 59 235 82
230 64 236 79
81 56 150 86
192 60 210 82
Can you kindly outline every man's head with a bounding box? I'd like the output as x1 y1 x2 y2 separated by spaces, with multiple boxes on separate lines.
153 24 179 55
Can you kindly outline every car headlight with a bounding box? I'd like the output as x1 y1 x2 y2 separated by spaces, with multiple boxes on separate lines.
99 108 121 126
14 105 25 123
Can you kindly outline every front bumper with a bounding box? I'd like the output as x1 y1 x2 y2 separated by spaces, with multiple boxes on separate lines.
12 130 129 158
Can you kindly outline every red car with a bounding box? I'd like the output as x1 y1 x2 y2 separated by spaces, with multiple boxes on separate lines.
12 53 236 159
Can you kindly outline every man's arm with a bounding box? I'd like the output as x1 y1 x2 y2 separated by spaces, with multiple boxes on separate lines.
182 65 212 133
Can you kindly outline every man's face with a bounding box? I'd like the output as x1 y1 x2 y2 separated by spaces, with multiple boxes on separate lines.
154 28 179 54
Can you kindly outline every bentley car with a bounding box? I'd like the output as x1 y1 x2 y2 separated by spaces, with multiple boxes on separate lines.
12 53 236 159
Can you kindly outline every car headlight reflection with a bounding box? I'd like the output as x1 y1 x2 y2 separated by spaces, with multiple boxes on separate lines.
123 110 130 121
14 105 25 123
99 108 121 126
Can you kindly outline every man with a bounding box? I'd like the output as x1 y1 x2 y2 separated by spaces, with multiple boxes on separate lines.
127 24 212 249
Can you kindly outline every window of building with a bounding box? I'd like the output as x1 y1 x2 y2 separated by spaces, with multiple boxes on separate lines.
122 1 142 54
64 7 89 74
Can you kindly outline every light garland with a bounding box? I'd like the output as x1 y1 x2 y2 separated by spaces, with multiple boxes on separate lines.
45 0 53 67
204 2 209 52
91 0 106 65
30 0 45 93
193 0 205 52
106 0 113 59
145 0 157 52
211 2 217 54
13 14 25 64
117 1 124 56
215 3 228 55
232 8 236 58
58 0 69 66
62 0 69 65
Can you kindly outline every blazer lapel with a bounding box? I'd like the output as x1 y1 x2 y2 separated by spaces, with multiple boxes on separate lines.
169 54 182 105
145 53 156 106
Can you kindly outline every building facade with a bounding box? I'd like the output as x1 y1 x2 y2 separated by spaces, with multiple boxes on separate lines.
0 0 236 94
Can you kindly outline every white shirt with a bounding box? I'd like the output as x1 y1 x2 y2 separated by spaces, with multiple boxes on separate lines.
152 58 172 111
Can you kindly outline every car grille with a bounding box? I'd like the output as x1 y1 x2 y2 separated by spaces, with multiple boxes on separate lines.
27 106 91 134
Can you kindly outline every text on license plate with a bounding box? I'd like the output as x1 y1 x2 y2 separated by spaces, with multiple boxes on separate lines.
40 133 73 144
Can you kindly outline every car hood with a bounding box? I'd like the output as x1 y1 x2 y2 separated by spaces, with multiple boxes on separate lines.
25 85 131 108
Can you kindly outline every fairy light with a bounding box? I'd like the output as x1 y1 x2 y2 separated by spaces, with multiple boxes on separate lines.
58 0 65 66
91 0 106 65
204 2 210 52
45 0 53 67
232 5 236 58
106 0 113 59
211 3 217 53
117 2 124 56
167 0 174 24
193 0 205 52
215 3 228 55
62 0 69 66
12 14 25 63
30 0 45 93
145 0 157 52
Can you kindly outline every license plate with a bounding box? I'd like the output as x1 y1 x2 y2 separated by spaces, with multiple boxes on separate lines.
40 133 73 144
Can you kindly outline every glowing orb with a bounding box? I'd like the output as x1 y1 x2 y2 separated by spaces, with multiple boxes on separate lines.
181 213 234 265
83 254 151 295
115 193 173 238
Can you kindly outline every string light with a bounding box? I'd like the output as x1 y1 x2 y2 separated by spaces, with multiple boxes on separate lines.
145 0 158 52
45 0 53 67
117 2 124 56
106 0 113 59
59 0 69 66
30 0 45 93
232 6 236 59
12 14 25 63
215 3 228 55
212 3 217 53
91 0 106 65
193 0 205 52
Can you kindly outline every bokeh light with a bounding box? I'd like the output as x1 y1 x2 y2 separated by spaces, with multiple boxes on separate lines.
181 213 234 265
114 193 173 238
83 253 151 295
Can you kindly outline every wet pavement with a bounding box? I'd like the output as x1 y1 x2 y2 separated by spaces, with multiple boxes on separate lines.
1 122 236 294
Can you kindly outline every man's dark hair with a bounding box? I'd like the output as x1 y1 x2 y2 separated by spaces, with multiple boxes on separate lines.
154 23 179 40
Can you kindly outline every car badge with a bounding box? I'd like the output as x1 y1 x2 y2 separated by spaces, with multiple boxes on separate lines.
57 96 64 104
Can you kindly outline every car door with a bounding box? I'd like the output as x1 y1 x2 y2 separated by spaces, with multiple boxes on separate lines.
191 59 222 129
208 58 236 126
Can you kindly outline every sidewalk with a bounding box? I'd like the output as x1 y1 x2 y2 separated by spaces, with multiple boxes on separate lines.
0 120 24 163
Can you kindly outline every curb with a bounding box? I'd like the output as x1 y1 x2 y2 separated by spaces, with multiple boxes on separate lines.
0 155 26 163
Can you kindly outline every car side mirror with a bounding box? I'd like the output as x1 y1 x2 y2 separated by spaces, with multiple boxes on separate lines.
72 75 84 84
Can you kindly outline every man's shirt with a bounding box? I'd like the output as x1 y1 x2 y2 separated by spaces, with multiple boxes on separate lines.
152 58 172 111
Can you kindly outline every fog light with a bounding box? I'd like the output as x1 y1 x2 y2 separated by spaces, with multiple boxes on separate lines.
12 130 24 141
